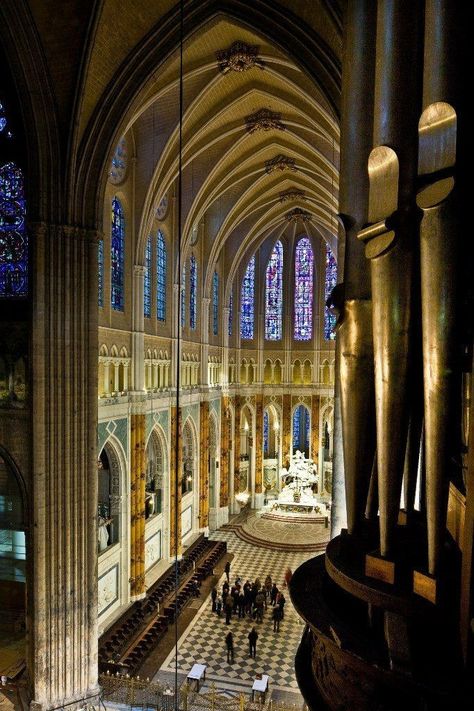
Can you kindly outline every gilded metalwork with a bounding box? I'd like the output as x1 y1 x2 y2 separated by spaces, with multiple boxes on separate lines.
264 154 297 173
245 108 285 133
338 299 375 534
418 102 456 176
367 146 399 223
216 41 265 73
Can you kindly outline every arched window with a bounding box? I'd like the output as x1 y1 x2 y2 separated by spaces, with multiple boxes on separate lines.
240 255 255 339
0 452 26 583
145 432 164 518
265 240 283 340
228 288 233 336
0 162 28 298
111 197 125 310
157 230 166 321
144 235 152 318
180 263 186 328
212 271 219 336
294 237 313 340
324 244 337 340
189 254 197 330
182 421 194 495
98 446 121 551
98 239 104 307
292 405 310 457
263 409 269 456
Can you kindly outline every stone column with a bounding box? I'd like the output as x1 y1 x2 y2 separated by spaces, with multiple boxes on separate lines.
254 393 264 508
132 265 146 391
220 396 230 508
31 224 99 709
169 406 182 558
201 297 210 386
130 397 146 599
311 394 320 468
282 393 291 467
233 395 242 512
199 400 210 532
222 306 230 386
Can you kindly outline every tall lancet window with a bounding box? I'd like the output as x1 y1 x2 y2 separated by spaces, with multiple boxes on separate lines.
228 289 233 336
0 161 28 298
212 271 219 336
265 240 283 340
324 244 337 339
240 255 255 339
111 196 125 311
156 230 166 321
294 237 313 340
98 239 104 307
144 235 152 318
189 254 197 330
181 262 186 328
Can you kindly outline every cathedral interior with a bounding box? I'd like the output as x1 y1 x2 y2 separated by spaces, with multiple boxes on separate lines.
0 1 472 710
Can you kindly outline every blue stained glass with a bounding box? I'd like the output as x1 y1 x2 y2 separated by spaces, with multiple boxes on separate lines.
144 235 152 317
0 102 6 133
181 263 186 328
293 405 310 456
190 254 197 329
212 271 219 336
265 240 283 340
228 289 233 336
111 197 124 310
263 410 269 456
240 255 255 339
98 239 104 307
324 244 337 340
157 230 166 322
0 162 28 297
294 237 313 340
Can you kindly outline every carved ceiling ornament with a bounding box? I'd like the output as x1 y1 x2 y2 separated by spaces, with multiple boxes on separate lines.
279 189 306 203
217 41 265 74
264 154 297 174
286 207 312 223
245 108 285 134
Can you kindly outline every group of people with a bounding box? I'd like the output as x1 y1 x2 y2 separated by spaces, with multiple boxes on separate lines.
213 561 290 663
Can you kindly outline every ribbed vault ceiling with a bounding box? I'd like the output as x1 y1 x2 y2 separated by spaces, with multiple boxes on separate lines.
122 16 339 295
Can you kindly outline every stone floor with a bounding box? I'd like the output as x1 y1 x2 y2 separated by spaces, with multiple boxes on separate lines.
152 516 321 705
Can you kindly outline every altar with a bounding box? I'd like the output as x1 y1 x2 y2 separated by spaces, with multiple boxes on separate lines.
268 450 329 519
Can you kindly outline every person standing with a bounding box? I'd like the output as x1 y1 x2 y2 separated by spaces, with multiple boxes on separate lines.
225 593 233 625
216 593 223 617
272 605 281 632
270 583 279 606
224 560 231 582
211 587 217 612
225 631 234 663
278 592 286 619
248 627 258 659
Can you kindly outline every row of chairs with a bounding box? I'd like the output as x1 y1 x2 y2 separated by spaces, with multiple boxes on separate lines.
98 537 227 674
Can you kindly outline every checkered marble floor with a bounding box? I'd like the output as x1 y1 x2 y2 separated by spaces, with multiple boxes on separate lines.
155 529 315 696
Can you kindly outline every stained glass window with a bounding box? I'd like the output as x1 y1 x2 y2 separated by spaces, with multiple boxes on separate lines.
240 255 255 339
294 237 313 340
111 197 125 310
212 271 219 336
265 240 283 340
181 263 186 328
0 162 28 297
263 410 269 456
292 405 310 457
228 289 233 336
144 235 152 317
189 254 197 330
324 244 337 340
157 230 166 322
98 239 104 307
0 102 7 133
109 136 127 185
